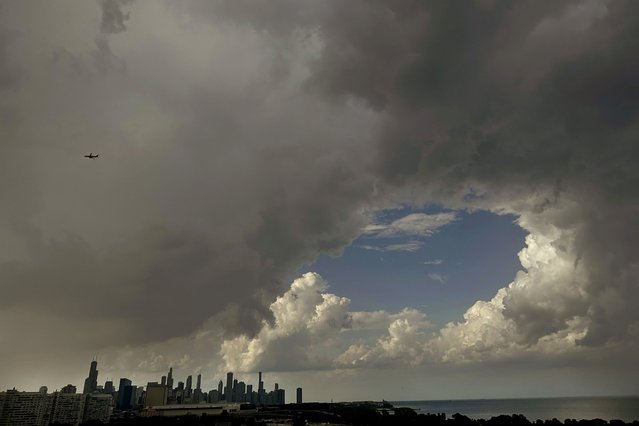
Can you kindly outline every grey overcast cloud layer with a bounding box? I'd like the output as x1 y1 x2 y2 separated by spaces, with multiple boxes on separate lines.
0 0 638 399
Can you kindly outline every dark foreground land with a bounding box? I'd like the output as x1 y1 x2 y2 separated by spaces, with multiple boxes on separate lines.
76 402 639 426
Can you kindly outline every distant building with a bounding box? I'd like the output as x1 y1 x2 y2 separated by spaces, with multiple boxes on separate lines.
82 360 98 394
60 384 76 394
82 393 113 424
246 385 253 403
116 378 132 410
0 390 112 426
208 389 220 403
121 385 137 410
135 386 145 407
296 387 302 404
166 367 174 390
192 388 202 404
145 383 168 407
50 392 85 425
38 387 47 395
0 390 51 426
225 372 233 401
257 372 265 404
236 381 246 403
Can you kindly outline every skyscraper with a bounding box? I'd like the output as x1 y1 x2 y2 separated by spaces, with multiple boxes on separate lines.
258 372 265 404
145 382 168 407
225 372 233 401
217 380 223 396
116 378 132 410
296 387 302 404
186 375 192 392
196 374 201 390
236 381 246 403
246 384 253 403
82 360 98 394
166 367 174 390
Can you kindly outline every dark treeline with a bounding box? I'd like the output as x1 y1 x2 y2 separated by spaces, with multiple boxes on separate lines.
72 405 639 426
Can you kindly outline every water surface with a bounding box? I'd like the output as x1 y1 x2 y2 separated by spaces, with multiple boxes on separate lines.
392 397 639 422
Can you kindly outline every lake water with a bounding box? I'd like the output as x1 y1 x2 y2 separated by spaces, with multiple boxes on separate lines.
392 397 639 422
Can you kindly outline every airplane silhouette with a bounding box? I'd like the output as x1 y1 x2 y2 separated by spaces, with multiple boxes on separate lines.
84 153 99 159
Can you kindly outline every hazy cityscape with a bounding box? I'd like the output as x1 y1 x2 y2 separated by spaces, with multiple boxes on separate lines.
0 359 302 424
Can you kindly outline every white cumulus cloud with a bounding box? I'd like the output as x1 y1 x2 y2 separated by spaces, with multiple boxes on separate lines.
220 273 431 373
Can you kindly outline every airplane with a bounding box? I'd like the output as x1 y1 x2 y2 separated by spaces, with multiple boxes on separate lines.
84 153 99 159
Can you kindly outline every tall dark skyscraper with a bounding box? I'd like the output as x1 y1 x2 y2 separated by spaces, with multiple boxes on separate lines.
167 367 174 389
116 378 132 410
196 374 201 390
225 372 233 401
296 387 303 404
186 375 192 391
217 380 223 396
246 384 253 403
82 360 98 394
258 371 265 404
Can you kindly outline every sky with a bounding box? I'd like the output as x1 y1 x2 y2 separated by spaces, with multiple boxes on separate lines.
0 0 638 401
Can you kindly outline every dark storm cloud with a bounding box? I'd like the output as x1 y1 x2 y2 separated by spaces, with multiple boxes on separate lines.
197 0 638 357
0 0 381 379
291 0 639 347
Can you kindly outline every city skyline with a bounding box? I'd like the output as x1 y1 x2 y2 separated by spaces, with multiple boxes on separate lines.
10 360 297 406
0 0 638 402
